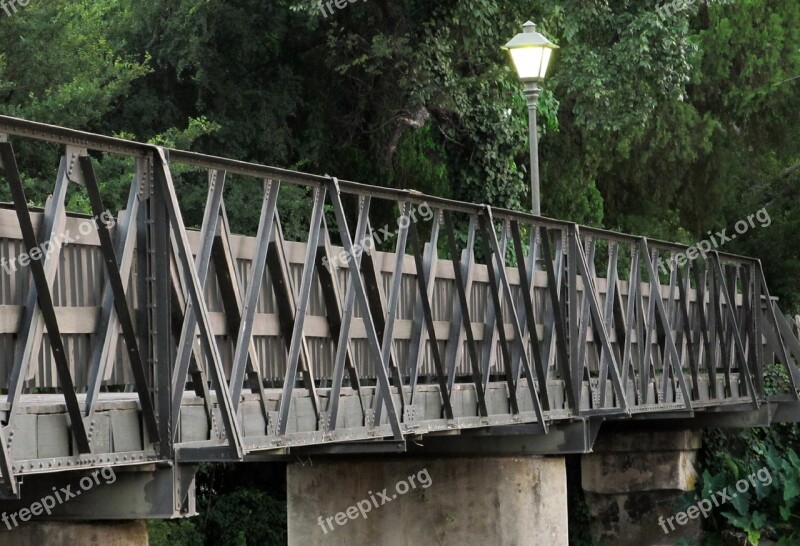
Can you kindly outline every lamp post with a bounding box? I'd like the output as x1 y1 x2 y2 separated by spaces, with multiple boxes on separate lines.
504 21 558 216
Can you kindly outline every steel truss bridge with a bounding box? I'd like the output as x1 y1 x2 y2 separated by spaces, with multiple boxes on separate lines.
0 115 797 519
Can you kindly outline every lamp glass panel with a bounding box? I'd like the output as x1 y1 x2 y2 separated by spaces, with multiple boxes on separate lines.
509 47 544 80
538 48 553 79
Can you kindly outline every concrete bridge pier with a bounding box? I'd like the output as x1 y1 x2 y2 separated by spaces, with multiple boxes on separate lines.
0 521 148 545
582 428 703 545
287 455 568 546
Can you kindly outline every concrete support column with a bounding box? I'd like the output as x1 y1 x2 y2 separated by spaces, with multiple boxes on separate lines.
288 456 568 546
0 521 148 545
582 428 702 545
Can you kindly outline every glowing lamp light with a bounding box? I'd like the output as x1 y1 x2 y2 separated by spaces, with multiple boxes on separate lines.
503 21 558 83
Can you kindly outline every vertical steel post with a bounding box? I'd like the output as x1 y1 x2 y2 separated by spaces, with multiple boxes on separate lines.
149 154 174 458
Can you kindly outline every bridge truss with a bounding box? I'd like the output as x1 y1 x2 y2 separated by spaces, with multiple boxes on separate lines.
0 115 797 517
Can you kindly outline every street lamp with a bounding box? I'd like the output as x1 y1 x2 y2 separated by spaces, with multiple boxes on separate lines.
504 21 558 216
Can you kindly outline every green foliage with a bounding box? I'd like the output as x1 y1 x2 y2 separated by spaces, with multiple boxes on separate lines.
148 463 287 545
3 0 797 283
698 363 800 544
0 1 149 127
147 488 287 546
199 488 287 546
567 487 597 546
696 402 800 545
148 519 204 546
693 443 800 545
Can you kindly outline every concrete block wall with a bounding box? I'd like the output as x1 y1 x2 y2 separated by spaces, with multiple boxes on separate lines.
582 429 703 545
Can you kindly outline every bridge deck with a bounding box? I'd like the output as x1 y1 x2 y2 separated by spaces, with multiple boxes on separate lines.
0 371 754 473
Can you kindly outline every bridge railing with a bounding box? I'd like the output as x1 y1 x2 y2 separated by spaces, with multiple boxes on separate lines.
0 115 798 489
